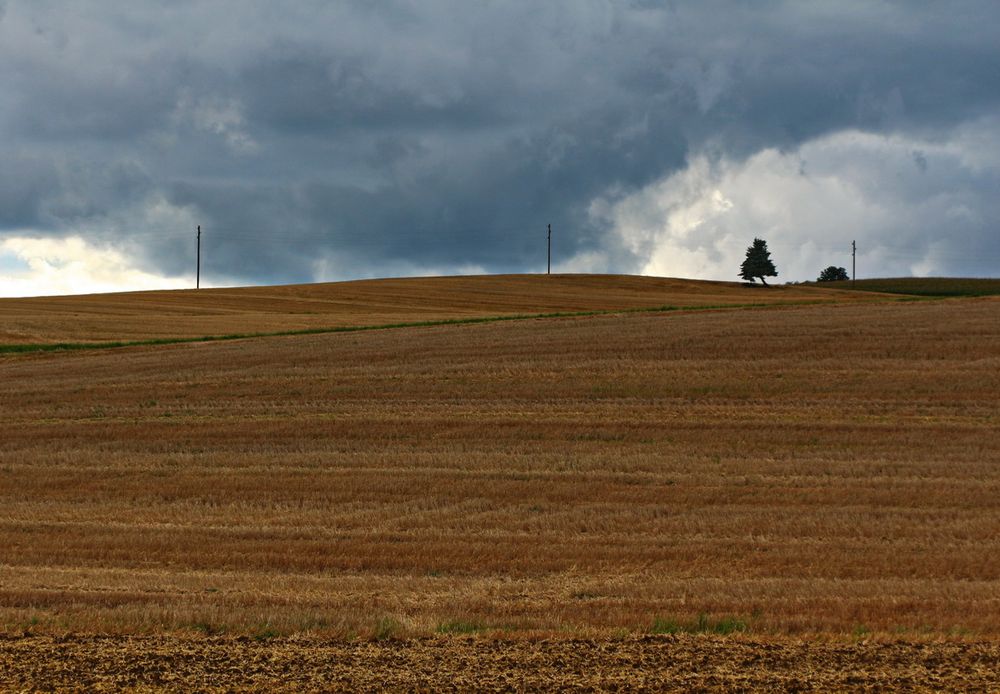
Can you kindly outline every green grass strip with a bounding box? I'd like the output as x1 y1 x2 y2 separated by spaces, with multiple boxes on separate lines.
0 296 926 356
804 277 1000 297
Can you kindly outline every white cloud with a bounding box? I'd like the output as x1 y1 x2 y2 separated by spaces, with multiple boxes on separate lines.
1 3 998 284
587 120 1000 282
0 235 192 297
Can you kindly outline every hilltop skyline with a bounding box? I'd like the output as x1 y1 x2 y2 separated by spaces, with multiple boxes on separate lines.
1 1 999 296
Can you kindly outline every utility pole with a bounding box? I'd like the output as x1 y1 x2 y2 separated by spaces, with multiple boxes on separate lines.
197 225 201 289
547 223 552 275
852 239 856 288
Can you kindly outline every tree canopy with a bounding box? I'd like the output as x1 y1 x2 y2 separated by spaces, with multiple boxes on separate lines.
739 238 778 286
817 266 850 282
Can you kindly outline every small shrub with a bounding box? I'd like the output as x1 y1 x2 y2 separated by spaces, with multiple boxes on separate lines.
436 620 484 635
817 266 849 282
651 613 749 635
374 616 400 641
707 615 748 635
651 617 684 634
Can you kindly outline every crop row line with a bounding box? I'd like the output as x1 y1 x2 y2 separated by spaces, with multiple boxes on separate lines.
0 296 932 356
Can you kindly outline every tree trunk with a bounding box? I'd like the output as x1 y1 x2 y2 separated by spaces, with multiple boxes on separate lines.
759 276 768 286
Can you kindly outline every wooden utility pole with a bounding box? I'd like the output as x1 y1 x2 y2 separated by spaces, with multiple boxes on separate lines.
547 224 552 275
852 239 856 288
197 225 201 289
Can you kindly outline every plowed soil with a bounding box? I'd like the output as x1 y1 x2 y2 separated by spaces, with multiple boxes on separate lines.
2 635 998 692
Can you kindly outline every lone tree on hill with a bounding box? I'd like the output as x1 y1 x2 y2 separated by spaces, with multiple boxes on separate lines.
817 265 849 282
739 238 778 286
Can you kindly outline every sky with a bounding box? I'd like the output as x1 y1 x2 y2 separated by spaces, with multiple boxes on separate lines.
1 1 999 296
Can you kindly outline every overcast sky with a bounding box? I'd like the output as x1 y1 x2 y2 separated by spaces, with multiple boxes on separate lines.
1 1 999 296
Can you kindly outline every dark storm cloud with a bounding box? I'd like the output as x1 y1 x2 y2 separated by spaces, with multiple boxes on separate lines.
0 154 56 228
2 0 1000 288
241 48 509 134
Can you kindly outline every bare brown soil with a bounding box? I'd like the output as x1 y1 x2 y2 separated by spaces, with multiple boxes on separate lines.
0 273 881 343
2 635 998 692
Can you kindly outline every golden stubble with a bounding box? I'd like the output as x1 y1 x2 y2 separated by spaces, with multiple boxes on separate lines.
0 273 883 343
1 297 998 638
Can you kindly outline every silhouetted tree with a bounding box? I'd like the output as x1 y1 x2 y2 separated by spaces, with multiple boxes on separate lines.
739 238 778 286
817 266 849 282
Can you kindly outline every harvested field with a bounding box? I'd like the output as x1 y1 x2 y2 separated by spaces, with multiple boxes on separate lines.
0 273 881 344
2 294 999 636
1 279 998 687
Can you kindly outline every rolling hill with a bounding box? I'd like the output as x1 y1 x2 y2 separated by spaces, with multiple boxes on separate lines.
0 273 885 344
2 274 998 688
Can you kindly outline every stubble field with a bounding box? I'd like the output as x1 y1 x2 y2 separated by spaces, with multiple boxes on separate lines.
0 273 877 344
1 275 998 688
